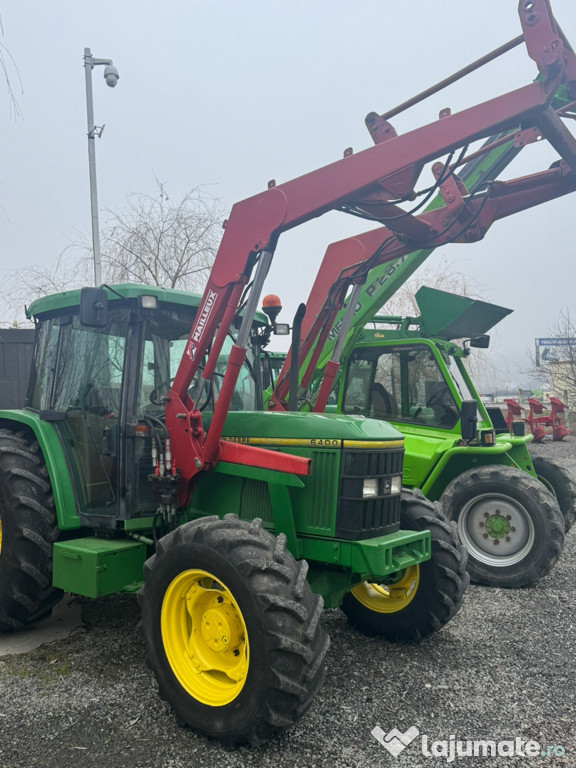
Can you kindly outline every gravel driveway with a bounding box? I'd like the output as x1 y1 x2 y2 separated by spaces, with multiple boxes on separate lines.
0 440 574 768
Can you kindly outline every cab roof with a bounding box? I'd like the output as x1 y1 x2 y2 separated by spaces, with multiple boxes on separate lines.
26 283 203 319
26 283 270 326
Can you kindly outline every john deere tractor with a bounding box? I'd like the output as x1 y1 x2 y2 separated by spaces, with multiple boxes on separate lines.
0 284 466 745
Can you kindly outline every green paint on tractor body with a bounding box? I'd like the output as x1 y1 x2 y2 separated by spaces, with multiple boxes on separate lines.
0 285 427 604
338 287 538 503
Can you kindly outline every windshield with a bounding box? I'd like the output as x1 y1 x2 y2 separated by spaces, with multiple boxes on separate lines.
138 312 261 418
343 345 460 429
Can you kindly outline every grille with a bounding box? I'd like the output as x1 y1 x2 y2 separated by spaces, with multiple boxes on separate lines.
337 448 404 540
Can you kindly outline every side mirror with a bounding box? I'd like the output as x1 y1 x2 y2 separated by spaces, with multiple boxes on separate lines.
469 335 490 349
460 399 478 441
80 287 109 327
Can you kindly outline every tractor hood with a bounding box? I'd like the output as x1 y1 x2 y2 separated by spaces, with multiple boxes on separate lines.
218 410 404 443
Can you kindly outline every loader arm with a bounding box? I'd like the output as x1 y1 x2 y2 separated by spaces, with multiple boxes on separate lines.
269 5 576 410
270 162 576 412
166 0 576 501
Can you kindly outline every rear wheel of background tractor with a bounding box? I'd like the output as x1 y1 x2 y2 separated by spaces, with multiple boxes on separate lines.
138 515 329 747
0 429 63 631
531 456 576 533
441 466 565 588
340 489 469 641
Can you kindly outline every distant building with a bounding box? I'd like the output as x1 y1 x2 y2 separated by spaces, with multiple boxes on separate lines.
549 360 575 408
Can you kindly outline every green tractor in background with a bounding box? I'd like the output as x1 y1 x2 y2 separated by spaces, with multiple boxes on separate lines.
336 286 573 587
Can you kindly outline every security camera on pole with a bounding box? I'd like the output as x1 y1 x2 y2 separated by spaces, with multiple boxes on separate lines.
84 48 119 286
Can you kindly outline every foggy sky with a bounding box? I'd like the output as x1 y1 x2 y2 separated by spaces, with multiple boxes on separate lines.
1 0 575 390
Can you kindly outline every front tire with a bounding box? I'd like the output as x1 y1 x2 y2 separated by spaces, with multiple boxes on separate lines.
138 515 329 747
340 489 469 641
441 466 565 588
0 429 62 631
532 456 576 533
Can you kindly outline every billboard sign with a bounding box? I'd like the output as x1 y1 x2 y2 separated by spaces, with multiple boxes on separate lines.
535 337 576 366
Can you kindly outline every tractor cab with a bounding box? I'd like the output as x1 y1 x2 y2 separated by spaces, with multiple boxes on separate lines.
339 287 534 494
25 285 266 527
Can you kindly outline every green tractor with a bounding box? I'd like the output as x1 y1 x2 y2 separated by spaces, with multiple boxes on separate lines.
0 284 467 745
336 286 572 588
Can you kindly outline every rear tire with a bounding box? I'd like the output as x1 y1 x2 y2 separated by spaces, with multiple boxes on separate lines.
532 456 576 533
138 515 329 747
341 489 468 641
0 429 62 631
441 466 565 588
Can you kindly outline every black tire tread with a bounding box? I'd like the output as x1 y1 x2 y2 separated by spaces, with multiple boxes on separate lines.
532 455 576 533
138 515 329 746
341 488 469 642
441 465 565 588
0 429 62 631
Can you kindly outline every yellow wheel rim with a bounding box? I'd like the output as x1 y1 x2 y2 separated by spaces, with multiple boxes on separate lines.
350 565 420 614
161 569 249 707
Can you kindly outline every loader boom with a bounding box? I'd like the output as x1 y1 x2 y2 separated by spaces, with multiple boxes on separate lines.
268 7 576 411
166 0 576 499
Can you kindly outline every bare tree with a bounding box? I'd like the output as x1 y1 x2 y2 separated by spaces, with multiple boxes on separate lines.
381 256 484 317
97 183 223 291
0 17 23 119
0 249 90 327
379 255 497 384
0 183 223 325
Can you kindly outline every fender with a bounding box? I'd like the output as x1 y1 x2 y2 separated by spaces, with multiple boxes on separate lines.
0 410 81 531
419 442 533 501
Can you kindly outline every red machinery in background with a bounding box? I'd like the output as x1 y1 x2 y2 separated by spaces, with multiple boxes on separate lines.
504 396 570 441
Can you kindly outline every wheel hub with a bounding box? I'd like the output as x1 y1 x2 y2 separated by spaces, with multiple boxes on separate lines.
351 565 420 613
483 512 511 539
459 493 535 567
200 604 243 652
161 569 249 706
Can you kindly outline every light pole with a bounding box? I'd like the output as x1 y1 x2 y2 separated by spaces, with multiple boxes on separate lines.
84 48 119 286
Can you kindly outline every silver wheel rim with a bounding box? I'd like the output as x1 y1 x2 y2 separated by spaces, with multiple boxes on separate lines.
458 493 535 567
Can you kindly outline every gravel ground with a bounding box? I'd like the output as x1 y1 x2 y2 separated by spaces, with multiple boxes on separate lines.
0 440 575 768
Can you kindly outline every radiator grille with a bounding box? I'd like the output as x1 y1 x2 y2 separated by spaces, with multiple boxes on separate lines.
337 448 404 539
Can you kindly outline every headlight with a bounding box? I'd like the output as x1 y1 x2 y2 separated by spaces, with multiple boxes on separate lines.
363 475 403 497
362 478 379 498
